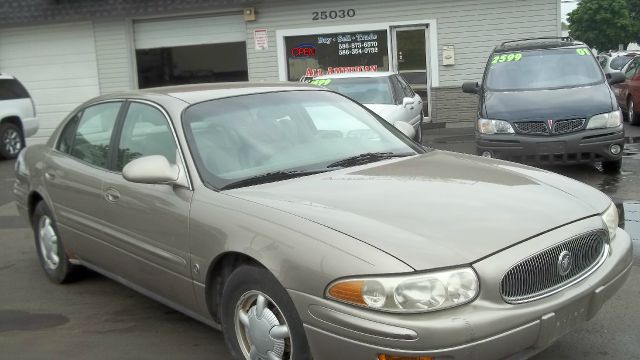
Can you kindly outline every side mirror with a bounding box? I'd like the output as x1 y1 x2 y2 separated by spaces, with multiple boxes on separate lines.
607 72 626 85
402 97 416 108
462 81 480 94
123 155 181 185
394 121 416 139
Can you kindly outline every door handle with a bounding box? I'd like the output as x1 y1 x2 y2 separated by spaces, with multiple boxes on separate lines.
104 188 120 203
44 172 55 181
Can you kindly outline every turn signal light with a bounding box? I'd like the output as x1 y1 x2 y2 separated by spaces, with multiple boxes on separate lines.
327 280 366 305
377 354 433 360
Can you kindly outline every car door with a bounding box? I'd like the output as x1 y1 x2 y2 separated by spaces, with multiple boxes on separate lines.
619 59 639 108
45 101 124 265
100 100 196 310
628 60 640 110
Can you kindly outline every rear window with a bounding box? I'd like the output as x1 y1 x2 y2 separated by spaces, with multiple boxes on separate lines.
610 55 634 70
0 79 30 100
485 47 604 91
319 77 394 104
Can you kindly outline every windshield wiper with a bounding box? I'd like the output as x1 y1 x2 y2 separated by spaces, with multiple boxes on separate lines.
326 152 413 168
221 169 328 190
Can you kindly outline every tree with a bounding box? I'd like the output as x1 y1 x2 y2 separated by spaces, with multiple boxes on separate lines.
628 0 640 44
568 0 636 51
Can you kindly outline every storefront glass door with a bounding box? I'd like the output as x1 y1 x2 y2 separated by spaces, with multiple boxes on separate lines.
392 26 430 117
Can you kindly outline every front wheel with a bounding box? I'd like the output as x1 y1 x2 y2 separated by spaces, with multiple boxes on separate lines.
0 122 24 159
32 201 79 283
414 112 424 144
602 159 622 173
220 266 311 360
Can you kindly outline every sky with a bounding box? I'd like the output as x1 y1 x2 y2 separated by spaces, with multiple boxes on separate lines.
561 0 580 23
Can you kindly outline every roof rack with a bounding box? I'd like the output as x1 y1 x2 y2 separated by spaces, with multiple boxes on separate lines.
500 36 576 46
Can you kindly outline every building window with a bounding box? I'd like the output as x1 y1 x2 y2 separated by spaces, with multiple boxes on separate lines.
136 42 248 88
284 30 389 81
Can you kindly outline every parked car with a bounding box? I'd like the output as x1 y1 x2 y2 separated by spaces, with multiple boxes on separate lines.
597 51 638 75
612 55 640 125
463 38 627 172
311 72 424 142
0 73 38 159
15 83 632 360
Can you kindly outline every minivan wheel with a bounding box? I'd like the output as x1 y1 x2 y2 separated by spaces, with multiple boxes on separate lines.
602 159 622 173
629 99 639 125
32 201 78 283
220 266 311 360
0 122 24 159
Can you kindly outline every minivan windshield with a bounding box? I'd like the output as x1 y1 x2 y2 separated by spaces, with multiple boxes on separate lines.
183 90 420 189
485 48 604 91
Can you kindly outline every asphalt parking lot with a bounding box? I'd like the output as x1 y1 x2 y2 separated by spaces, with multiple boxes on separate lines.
1 124 639 359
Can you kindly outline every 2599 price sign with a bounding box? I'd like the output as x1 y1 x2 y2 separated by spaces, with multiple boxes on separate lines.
312 9 356 21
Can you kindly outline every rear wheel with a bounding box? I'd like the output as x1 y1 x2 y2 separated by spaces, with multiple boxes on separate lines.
32 201 79 283
0 122 24 159
602 159 622 173
629 98 639 125
220 266 311 360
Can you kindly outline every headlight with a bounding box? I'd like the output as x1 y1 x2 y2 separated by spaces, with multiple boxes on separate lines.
326 267 479 313
602 202 619 240
477 118 514 134
586 110 622 129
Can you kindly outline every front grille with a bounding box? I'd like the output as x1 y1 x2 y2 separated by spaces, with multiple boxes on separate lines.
500 230 607 304
553 118 585 133
514 121 548 134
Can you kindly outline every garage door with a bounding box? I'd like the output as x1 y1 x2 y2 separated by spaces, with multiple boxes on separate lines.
133 14 248 88
0 22 100 141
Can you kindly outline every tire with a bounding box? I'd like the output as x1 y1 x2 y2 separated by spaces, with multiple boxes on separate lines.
32 201 79 283
628 98 639 126
0 122 25 159
220 266 311 360
602 159 622 173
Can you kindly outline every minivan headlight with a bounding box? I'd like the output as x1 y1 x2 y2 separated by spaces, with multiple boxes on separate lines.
602 202 619 240
326 267 479 313
478 118 514 134
586 110 622 129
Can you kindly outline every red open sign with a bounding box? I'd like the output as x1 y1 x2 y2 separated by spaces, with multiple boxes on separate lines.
291 46 316 58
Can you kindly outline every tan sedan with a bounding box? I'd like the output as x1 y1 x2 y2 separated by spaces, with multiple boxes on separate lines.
14 83 633 360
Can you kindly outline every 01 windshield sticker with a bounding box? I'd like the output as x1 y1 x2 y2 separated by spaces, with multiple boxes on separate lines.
491 53 523 64
576 48 590 56
310 79 332 86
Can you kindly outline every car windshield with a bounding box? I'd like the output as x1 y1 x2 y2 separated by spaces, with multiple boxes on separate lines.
183 90 420 189
485 48 604 91
610 55 635 70
319 77 394 104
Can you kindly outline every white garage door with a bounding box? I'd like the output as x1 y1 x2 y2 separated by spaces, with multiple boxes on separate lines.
0 22 100 141
134 14 246 49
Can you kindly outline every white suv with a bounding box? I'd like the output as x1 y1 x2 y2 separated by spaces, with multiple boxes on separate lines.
0 73 38 159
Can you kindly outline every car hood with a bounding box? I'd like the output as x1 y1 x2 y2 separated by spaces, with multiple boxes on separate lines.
227 151 611 270
483 83 615 121
363 104 397 121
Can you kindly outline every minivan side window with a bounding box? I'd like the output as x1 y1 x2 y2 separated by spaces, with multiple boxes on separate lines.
0 79 30 100
69 102 122 168
625 60 639 80
116 102 177 171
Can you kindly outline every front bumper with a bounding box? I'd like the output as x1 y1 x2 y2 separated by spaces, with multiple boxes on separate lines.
476 126 624 164
290 217 633 360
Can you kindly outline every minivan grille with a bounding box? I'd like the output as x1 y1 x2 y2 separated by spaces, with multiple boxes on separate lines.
514 121 548 134
513 119 585 135
500 230 607 304
553 118 585 133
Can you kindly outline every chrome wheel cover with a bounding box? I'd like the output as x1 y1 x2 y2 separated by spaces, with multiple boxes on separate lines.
38 215 60 270
2 127 22 156
234 290 292 360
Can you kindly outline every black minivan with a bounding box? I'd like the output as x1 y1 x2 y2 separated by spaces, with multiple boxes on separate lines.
463 37 627 172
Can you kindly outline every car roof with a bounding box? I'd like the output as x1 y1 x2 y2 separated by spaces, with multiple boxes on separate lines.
314 72 394 79
93 82 324 104
494 37 586 53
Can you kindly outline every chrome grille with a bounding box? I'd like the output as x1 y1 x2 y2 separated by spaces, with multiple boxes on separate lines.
500 230 607 304
514 121 548 134
553 118 585 133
